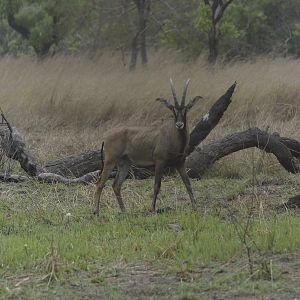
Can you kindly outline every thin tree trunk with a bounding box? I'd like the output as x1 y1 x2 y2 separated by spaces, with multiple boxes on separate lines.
140 0 150 66
208 24 218 64
204 0 234 64
129 33 139 71
129 0 149 70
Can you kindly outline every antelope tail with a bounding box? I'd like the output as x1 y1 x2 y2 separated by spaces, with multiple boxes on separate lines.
95 142 105 182
100 142 104 174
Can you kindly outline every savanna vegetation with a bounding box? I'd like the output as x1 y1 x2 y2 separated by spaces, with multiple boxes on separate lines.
1 0 300 64
0 1 299 299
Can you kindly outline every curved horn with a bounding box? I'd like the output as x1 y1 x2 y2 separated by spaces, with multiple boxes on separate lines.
170 78 179 108
181 78 190 107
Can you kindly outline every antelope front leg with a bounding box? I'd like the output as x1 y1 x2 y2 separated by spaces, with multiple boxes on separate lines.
176 162 197 210
151 162 164 212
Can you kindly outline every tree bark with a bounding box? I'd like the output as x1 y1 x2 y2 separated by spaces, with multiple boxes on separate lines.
0 126 44 176
188 81 236 154
186 128 300 178
45 150 104 177
140 0 150 66
208 24 218 64
279 137 300 159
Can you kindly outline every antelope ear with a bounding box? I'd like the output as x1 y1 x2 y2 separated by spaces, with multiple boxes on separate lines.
186 96 203 110
156 98 174 111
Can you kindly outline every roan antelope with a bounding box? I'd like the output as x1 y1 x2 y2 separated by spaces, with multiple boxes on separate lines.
93 79 202 215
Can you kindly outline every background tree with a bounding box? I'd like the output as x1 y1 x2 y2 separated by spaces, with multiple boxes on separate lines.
1 0 300 62
129 0 151 70
202 0 234 64
1 0 84 57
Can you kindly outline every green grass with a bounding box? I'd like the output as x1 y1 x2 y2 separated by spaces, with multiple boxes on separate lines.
1 208 299 271
0 173 299 299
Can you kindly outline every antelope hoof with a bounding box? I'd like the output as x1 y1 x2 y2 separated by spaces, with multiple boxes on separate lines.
149 207 157 213
93 208 100 216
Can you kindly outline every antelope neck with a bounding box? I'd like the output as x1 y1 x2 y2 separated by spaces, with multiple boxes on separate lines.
173 121 189 154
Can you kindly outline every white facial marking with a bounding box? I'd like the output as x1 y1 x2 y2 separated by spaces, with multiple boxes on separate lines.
203 113 210 121
176 122 184 129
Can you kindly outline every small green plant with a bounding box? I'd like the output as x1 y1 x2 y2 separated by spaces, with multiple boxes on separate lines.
41 238 60 286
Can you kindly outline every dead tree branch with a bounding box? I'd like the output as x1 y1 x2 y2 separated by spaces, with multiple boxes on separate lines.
186 128 300 178
188 81 236 154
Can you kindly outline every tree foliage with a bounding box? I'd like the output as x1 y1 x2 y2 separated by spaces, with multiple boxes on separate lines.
0 0 299 61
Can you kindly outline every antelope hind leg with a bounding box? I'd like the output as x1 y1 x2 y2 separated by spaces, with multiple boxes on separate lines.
93 162 115 216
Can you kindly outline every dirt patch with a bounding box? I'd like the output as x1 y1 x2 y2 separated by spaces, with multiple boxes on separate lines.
3 255 300 300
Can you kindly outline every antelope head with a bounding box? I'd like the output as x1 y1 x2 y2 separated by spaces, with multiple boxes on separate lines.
156 79 202 130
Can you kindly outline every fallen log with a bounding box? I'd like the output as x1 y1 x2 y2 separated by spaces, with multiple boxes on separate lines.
279 137 300 159
45 150 103 177
186 128 300 178
42 128 300 181
0 126 44 176
1 83 299 184
43 82 237 177
1 127 299 184
278 194 300 209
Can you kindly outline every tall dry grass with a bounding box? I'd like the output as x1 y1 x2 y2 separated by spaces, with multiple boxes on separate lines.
0 52 299 164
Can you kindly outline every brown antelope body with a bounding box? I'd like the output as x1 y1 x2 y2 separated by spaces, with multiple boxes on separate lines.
93 79 202 215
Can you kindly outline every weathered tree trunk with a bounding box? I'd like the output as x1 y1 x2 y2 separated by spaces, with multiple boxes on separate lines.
186 128 300 178
1 83 299 184
45 150 104 177
188 82 236 154
1 126 299 184
279 137 300 159
0 126 44 176
140 0 150 66
208 25 218 64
